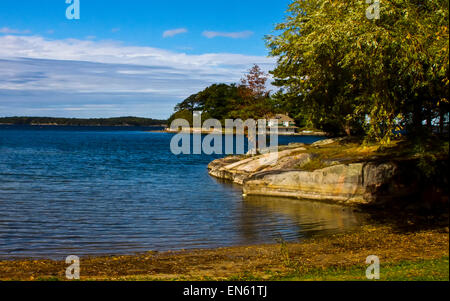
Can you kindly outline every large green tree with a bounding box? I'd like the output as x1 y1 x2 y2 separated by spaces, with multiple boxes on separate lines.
168 83 243 125
267 0 449 142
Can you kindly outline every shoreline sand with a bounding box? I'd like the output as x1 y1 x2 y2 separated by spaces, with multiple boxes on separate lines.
1 220 448 281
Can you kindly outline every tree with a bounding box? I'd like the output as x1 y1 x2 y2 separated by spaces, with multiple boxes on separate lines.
239 65 270 100
267 0 449 142
174 93 203 113
168 83 243 125
197 84 241 122
167 109 194 127
231 64 273 120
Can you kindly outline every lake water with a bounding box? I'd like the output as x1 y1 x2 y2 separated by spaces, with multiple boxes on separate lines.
0 125 367 260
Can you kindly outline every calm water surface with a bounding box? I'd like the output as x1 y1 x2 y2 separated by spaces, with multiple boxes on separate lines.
0 125 367 259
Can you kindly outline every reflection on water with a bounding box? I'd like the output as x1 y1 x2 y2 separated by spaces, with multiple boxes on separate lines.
0 126 368 260
240 195 368 243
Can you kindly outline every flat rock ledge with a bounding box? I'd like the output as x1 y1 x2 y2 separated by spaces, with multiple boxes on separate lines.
208 140 404 205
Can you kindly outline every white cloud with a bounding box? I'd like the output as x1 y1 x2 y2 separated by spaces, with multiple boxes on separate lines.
0 27 31 34
0 35 274 70
202 30 254 39
0 34 275 118
163 28 188 38
111 28 120 33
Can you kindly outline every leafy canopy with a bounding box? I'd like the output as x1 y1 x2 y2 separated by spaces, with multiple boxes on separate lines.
267 0 449 142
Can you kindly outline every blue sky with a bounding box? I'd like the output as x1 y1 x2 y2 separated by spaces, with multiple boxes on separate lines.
0 0 292 119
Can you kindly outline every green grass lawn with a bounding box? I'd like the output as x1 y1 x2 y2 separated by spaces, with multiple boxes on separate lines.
36 256 449 281
255 256 449 281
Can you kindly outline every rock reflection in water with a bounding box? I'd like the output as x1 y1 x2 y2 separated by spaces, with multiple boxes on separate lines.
238 195 368 244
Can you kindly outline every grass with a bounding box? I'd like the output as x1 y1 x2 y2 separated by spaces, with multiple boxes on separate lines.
293 137 449 171
299 158 328 171
255 257 450 281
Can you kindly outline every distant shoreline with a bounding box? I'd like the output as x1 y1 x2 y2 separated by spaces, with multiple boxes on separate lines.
0 123 167 127
0 117 168 127
158 128 329 136
0 123 167 126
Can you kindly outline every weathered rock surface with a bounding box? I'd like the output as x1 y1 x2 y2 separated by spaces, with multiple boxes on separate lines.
208 146 311 185
243 162 398 204
207 141 442 205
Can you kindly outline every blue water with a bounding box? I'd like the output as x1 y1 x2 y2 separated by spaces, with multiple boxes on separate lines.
0 125 366 259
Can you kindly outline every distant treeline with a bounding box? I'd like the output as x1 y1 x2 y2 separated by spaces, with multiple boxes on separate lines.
0 117 167 127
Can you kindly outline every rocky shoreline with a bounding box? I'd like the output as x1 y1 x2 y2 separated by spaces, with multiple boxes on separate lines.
208 138 449 207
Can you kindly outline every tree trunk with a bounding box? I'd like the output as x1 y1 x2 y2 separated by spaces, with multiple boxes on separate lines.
412 101 423 132
439 109 444 135
343 121 351 136
426 108 432 130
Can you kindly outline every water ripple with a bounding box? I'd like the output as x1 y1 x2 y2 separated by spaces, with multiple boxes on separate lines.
0 125 367 259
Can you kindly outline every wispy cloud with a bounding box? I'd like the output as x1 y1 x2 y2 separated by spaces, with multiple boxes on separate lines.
202 30 254 39
0 27 31 35
111 28 120 33
0 35 275 118
163 28 188 38
0 35 274 69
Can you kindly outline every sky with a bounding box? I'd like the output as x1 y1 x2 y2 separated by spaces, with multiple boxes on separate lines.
0 0 292 119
